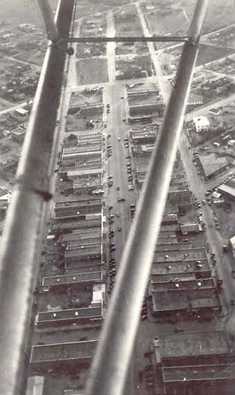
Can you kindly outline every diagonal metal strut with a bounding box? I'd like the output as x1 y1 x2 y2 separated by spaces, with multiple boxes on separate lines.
85 1 208 395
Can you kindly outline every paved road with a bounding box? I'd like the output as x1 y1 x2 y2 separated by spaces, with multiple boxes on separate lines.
4 55 41 71
106 11 116 83
104 12 137 395
0 100 31 116
136 2 171 103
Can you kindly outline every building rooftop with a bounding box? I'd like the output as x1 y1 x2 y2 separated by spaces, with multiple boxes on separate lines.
61 232 101 243
55 198 102 208
154 331 231 360
218 184 235 198
64 245 101 258
152 289 220 313
67 168 103 178
151 260 210 276
62 150 101 160
150 277 216 292
199 153 228 178
66 239 101 250
180 223 201 233
73 177 102 189
30 340 97 363
151 272 202 283
53 218 102 230
162 364 235 383
154 248 207 263
41 271 103 288
35 305 103 324
63 144 101 155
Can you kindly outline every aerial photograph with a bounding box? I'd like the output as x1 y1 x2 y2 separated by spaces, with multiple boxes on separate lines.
2 1 235 395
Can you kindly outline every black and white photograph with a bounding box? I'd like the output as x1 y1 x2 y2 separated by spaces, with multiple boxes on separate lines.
1 1 235 395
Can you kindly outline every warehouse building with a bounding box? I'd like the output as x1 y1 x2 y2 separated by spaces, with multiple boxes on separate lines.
30 340 97 372
35 304 103 329
151 331 235 395
41 271 104 293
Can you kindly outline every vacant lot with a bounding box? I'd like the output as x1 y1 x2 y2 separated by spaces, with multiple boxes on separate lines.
196 45 234 67
163 44 234 72
180 0 235 34
117 55 153 80
76 58 108 85
202 26 235 51
70 87 103 107
146 7 189 36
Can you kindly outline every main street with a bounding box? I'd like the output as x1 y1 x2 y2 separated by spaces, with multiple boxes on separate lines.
104 12 137 395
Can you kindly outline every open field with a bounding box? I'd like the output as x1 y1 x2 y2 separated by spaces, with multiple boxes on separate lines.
70 87 103 107
116 55 153 80
144 7 189 36
162 44 235 74
0 0 58 25
206 55 235 76
76 58 108 85
197 45 235 67
202 26 235 50
180 0 235 34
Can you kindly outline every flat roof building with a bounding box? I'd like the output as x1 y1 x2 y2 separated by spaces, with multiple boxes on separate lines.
35 305 103 329
151 260 211 279
30 340 97 372
152 331 235 395
150 277 217 292
41 271 104 293
198 153 228 180
54 199 102 218
64 245 101 263
218 184 235 200
153 248 207 263
151 289 220 319
52 218 102 230
67 168 103 179
153 331 232 365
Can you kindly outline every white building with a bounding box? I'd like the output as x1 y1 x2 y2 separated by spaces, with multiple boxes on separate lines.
193 116 210 133
230 235 235 258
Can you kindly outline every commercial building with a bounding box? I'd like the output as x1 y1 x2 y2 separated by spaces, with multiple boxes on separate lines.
198 153 228 180
218 184 235 200
180 222 202 235
41 271 104 293
72 176 103 194
230 235 235 258
151 288 221 320
62 149 102 163
35 304 103 329
129 128 158 144
52 217 102 230
152 331 235 395
54 198 102 218
151 259 211 279
30 340 97 372
128 102 164 117
64 244 101 263
193 115 210 133
26 376 45 395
